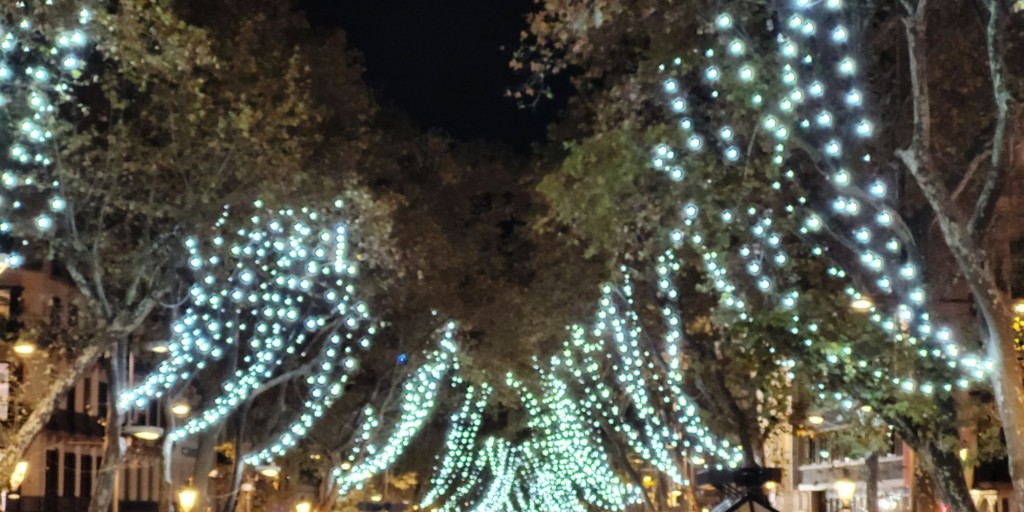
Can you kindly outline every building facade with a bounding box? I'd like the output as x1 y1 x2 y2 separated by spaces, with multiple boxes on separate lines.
0 264 190 512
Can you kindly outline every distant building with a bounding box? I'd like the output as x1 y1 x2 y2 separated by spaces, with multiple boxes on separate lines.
0 263 193 512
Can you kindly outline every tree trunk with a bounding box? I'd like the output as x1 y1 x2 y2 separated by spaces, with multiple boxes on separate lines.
897 0 1024 506
656 472 669 511
866 452 879 512
983 305 1024 512
192 425 222 511
90 341 129 512
924 440 977 512
603 425 657 512
160 403 178 512
160 433 175 512
912 460 940 512
0 344 103 483
317 477 340 512
221 403 251 512
891 397 977 512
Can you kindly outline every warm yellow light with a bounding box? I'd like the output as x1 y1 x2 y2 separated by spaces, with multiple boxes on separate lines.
12 340 36 355
764 481 778 490
125 425 164 441
171 402 191 417
1014 302 1024 314
340 462 352 471
641 475 655 488
370 494 383 502
851 298 874 311
257 464 280 478
295 501 313 512
144 341 169 354
178 486 199 512
808 415 825 425
10 460 28 490
691 455 706 465
960 448 969 462
835 478 857 502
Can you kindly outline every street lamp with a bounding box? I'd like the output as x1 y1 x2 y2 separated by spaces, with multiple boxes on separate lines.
9 460 28 490
835 478 857 512
295 500 313 512
170 401 191 417
12 340 36 356
124 425 164 441
178 485 198 512
256 464 281 478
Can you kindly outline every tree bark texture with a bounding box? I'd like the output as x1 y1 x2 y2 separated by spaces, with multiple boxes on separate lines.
892 396 977 512
89 341 128 512
899 1 1024 510
193 367 228 512
924 441 978 512
0 344 102 485
191 428 220 512
866 452 880 512
221 403 251 512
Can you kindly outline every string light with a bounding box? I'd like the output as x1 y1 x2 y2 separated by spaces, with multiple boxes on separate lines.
0 2 94 264
119 201 375 450
332 323 459 497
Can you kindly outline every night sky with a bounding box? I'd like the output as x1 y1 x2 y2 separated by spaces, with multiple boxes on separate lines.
298 0 563 150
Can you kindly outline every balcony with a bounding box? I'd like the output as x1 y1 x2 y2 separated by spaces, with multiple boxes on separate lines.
9 497 157 512
45 409 105 437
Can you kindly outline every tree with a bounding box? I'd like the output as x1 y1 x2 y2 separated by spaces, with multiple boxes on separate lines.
519 0 1024 510
0 1 380 510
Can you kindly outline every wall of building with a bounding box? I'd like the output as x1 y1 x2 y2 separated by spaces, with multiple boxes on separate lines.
0 265 192 512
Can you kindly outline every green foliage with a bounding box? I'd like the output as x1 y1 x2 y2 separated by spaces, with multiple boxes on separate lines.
537 124 677 263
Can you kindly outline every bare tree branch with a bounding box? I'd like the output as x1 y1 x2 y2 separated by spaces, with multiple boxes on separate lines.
968 0 1014 239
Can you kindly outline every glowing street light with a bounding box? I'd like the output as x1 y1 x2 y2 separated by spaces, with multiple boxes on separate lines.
835 478 857 511
12 340 36 356
170 401 191 417
256 464 280 478
9 460 28 490
143 341 168 354
124 425 164 441
178 485 199 512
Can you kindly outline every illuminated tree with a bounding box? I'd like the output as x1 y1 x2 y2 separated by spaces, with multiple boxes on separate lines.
0 1 377 510
521 0 1024 510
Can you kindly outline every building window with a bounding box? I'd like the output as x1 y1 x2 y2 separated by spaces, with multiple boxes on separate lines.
98 382 109 419
81 455 93 497
66 382 77 412
1012 238 1024 297
147 400 159 426
63 452 76 496
44 450 58 496
83 377 92 415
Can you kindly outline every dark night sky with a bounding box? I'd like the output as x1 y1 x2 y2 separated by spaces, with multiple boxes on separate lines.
298 0 563 150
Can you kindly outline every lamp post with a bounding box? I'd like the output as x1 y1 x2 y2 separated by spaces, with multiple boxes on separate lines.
835 478 857 512
9 460 28 491
178 485 199 512
1 460 28 512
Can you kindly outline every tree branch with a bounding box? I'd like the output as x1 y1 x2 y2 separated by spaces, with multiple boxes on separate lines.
968 0 1014 240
